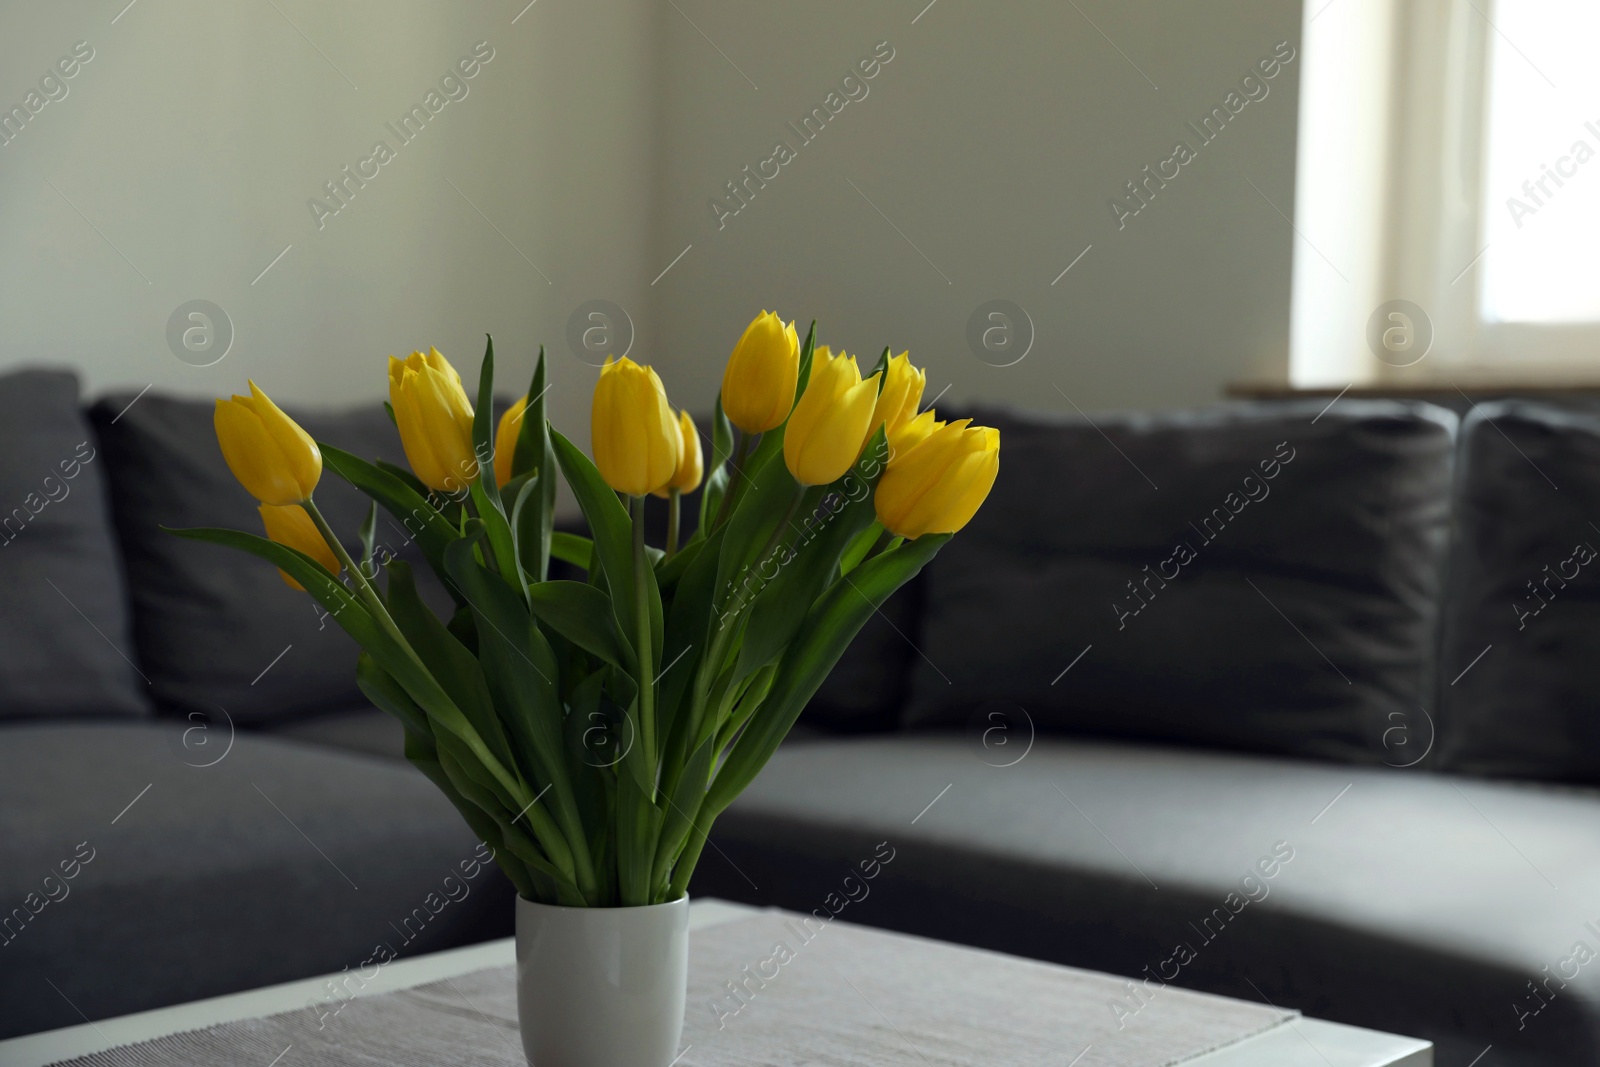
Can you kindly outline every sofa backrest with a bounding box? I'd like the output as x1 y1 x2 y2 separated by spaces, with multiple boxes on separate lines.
1437 400 1600 783
899 399 1459 766
0 369 149 720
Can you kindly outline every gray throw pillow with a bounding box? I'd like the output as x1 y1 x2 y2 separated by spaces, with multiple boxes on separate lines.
0 368 149 719
902 400 1458 765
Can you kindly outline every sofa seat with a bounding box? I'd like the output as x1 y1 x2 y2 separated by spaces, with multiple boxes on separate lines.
692 735 1600 1067
0 722 512 1038
251 705 407 761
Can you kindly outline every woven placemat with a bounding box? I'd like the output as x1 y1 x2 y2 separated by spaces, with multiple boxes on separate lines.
51 912 1293 1066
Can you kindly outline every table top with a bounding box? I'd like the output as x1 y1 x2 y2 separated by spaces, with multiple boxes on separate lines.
0 899 1430 1067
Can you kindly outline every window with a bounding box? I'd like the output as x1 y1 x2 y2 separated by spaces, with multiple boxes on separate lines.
1288 0 1600 386
1477 0 1600 325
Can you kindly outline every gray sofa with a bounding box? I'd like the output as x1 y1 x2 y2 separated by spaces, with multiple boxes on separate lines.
3 368 1598 1067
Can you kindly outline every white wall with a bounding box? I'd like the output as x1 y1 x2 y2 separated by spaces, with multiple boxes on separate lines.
645 0 1304 415
1 0 1302 433
0 0 662 444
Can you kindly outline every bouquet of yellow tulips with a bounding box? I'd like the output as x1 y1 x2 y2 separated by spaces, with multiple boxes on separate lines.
174 312 999 907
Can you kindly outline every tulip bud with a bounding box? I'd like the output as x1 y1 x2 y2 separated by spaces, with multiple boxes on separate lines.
494 395 527 488
721 310 800 434
388 348 478 494
653 410 703 497
874 420 1000 539
783 349 882 487
592 357 680 496
214 381 322 506
870 352 926 440
259 503 341 591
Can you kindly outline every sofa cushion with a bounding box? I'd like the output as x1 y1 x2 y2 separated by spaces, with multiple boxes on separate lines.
0 369 148 720
1438 401 1600 783
693 734 1600 1065
902 400 1457 764
90 392 446 724
0 721 513 1037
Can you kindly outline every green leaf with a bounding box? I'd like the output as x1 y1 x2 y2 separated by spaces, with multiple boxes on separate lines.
404 729 539 900
321 445 459 583
550 430 662 667
615 761 663 906
839 520 883 576
513 348 557 581
716 663 777 752
551 530 595 570
440 539 588 891
169 524 368 633
653 527 706 591
652 733 716 894
737 429 889 676
698 395 736 531
471 478 522 592
527 580 629 669
358 502 378 572
471 334 503 515
795 320 818 405
385 560 518 782
471 578 594 902
707 534 950 813
563 667 614 841
508 472 542 581
657 525 723 763
356 650 431 742
432 731 579 903
167 525 529 817
466 337 522 586
713 448 802 628
376 459 433 501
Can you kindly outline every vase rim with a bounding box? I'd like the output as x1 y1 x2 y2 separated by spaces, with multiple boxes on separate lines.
515 893 689 913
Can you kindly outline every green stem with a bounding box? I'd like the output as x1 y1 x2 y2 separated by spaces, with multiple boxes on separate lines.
631 494 657 790
666 801 720 900
304 498 407 649
307 498 584 896
665 489 681 558
754 487 805 570
711 430 750 531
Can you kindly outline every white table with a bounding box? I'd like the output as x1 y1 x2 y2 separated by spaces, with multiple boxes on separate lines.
0 899 1430 1067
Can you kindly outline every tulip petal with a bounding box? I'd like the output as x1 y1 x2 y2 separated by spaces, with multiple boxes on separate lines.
259 502 341 590
875 420 999 538
722 310 800 434
244 381 321 498
215 400 307 506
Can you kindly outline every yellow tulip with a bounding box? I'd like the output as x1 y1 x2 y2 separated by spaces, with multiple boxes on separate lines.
721 310 799 434
870 352 926 439
259 503 341 592
874 419 1000 539
653 410 703 497
888 408 944 460
494 395 527 487
592 357 680 496
214 381 321 506
783 349 882 486
389 347 478 493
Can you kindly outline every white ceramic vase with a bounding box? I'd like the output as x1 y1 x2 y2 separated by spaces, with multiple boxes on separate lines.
514 894 689 1067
